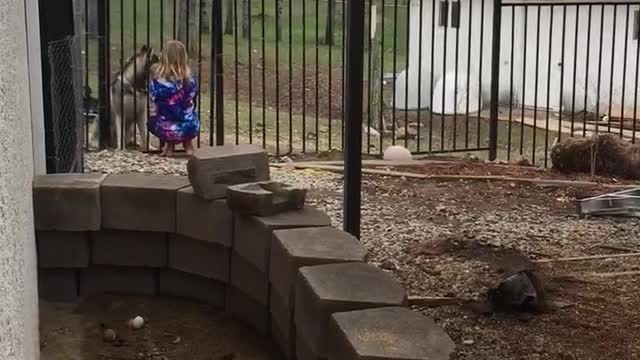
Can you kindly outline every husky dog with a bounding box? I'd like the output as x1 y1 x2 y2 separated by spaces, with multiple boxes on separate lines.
110 45 159 149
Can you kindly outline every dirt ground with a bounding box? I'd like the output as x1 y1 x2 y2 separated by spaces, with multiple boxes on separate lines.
40 295 273 360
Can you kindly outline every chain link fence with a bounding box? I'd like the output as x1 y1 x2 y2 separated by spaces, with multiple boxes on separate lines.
47 35 85 173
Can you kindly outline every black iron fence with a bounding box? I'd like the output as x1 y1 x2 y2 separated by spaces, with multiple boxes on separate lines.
75 0 640 165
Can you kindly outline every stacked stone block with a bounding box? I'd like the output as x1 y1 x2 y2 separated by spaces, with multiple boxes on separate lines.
34 144 454 360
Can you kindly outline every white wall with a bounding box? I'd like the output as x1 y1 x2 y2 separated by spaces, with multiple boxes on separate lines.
396 0 640 118
0 0 40 359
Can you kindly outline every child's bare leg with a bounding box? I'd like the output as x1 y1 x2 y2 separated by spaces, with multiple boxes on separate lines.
183 140 194 156
161 142 175 157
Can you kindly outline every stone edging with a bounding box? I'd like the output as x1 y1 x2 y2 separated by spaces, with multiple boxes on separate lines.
33 170 454 360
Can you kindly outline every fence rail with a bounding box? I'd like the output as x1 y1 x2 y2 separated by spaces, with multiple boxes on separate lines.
72 0 640 166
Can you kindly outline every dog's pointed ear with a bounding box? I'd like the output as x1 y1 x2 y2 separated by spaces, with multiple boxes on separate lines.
140 45 149 53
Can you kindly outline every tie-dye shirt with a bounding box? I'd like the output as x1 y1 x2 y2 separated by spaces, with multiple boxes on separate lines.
148 75 200 143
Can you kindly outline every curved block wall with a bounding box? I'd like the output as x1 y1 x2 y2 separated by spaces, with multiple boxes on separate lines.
33 172 454 360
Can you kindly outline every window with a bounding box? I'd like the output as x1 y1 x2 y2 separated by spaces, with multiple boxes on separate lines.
439 1 449 27
451 1 461 29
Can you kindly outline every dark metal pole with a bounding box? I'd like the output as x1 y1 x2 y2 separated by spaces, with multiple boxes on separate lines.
214 0 224 145
343 0 365 238
488 0 502 161
98 0 111 149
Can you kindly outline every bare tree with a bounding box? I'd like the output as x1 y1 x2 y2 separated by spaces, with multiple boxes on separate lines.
224 0 234 35
201 0 210 34
324 0 336 46
276 0 283 42
242 0 250 38
177 0 199 55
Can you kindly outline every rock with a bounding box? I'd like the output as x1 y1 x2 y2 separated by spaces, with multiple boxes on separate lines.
103 329 117 342
383 145 413 161
488 270 545 313
462 339 474 346
513 155 532 167
226 181 307 216
394 127 418 140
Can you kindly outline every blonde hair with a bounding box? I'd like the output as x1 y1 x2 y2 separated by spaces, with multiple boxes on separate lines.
155 40 191 84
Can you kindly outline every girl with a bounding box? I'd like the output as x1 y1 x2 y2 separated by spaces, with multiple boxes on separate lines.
148 40 199 156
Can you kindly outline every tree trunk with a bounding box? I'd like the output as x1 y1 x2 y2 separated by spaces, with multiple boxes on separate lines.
177 0 198 55
242 0 250 38
224 0 234 35
201 0 210 34
324 0 336 46
275 0 282 42
369 0 383 131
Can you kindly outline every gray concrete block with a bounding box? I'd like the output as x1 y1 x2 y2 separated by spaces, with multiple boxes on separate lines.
227 181 306 216
270 226 367 308
38 269 78 302
295 263 407 359
327 307 455 360
158 269 226 307
101 173 190 232
176 187 232 246
33 173 106 231
37 231 90 268
91 230 167 268
226 286 270 337
234 207 331 273
270 289 292 338
296 332 320 360
272 320 295 360
168 234 230 282
79 266 156 297
230 252 269 305
187 144 270 200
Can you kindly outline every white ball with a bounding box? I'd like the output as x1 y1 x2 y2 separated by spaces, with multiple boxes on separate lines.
128 316 145 329
383 145 413 161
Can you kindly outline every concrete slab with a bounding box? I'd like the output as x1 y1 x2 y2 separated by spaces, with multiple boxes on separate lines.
101 173 189 232
234 208 331 273
168 234 230 282
226 181 307 216
176 187 232 246
230 252 269 305
38 269 78 302
79 266 156 297
91 230 167 268
270 226 367 308
327 307 455 360
158 269 226 307
226 286 270 337
33 173 106 231
187 144 270 200
295 263 407 358
36 231 90 268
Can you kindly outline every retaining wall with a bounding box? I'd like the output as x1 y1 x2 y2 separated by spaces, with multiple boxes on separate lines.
34 171 454 360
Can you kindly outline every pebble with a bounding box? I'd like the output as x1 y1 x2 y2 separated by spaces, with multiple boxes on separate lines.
462 339 475 346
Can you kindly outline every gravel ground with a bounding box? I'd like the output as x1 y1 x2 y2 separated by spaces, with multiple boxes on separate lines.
86 150 640 360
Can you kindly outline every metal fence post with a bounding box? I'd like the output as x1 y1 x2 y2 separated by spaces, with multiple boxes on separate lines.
97 0 111 149
214 0 224 146
489 0 502 161
343 0 365 239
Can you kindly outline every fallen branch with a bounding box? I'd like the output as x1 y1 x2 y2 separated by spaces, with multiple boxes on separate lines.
407 296 466 308
535 252 640 264
273 163 640 189
587 270 640 278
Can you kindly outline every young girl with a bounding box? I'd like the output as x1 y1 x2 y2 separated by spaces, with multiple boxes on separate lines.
148 40 199 156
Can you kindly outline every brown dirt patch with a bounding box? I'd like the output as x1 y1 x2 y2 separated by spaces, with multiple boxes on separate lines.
40 295 273 360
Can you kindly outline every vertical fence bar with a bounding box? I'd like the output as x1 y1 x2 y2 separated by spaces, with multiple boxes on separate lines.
342 0 346 150
302 0 307 152
133 0 138 149
404 1 411 148
234 0 240 144
289 0 293 154
392 0 398 144
173 0 177 38
379 0 386 153
84 0 90 151
570 5 579 136
344 0 365 238
98 0 111 149
532 6 540 165
120 0 125 149
465 0 473 150
544 5 554 167
453 1 460 151
197 0 203 147
440 0 447 151
608 5 618 133
621 5 631 139
595 5 605 137
315 0 319 152
488 0 501 161
429 0 435 151
558 5 566 143
520 6 528 155
582 5 592 137
507 5 515 160
146 0 151 151
275 0 281 155
262 0 267 149
477 0 485 148
633 13 640 143
366 0 373 154
248 0 254 144
209 0 215 146
329 0 334 151
214 0 224 146
417 0 425 152
160 0 164 48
